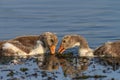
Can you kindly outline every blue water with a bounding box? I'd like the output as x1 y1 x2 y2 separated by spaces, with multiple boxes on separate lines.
0 0 120 48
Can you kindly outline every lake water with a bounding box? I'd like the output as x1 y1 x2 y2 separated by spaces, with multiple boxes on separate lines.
0 0 120 80
0 0 120 48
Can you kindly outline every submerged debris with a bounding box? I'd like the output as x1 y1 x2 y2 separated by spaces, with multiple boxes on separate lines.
94 57 120 71
7 71 15 77
0 52 120 80
73 75 107 79
20 68 28 72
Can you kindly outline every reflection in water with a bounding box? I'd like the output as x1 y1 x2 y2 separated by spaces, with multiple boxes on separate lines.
0 54 44 64
0 56 15 64
37 54 89 78
37 54 120 79
38 55 59 71
94 57 120 71
1 54 120 79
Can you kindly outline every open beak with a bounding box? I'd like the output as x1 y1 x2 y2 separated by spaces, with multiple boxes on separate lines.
58 45 65 54
50 45 56 54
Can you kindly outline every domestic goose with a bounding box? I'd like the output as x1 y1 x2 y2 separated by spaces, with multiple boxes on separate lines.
94 41 120 57
58 34 93 57
0 32 58 57
58 34 120 57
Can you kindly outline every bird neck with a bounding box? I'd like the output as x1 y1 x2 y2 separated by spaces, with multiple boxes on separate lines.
79 48 93 57
29 40 48 55
77 37 93 57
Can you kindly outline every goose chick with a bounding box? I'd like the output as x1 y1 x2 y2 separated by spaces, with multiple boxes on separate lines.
94 41 120 57
1 32 58 57
58 34 93 57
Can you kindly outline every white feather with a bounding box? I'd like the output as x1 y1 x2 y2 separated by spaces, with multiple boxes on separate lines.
2 42 27 56
29 40 46 55
73 42 80 47
2 41 47 56
79 48 93 57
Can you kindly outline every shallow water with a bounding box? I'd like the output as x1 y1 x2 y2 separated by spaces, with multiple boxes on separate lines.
0 0 120 80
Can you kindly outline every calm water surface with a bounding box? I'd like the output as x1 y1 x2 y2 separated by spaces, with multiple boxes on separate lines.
0 0 120 48
0 0 120 80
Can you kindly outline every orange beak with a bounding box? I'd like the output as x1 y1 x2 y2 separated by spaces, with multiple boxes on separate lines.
50 45 56 54
58 45 65 54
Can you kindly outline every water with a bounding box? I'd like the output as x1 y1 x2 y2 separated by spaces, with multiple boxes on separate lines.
0 0 120 79
0 0 120 47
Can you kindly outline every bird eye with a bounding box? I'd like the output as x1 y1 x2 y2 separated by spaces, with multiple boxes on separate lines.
63 40 66 43
50 39 54 43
